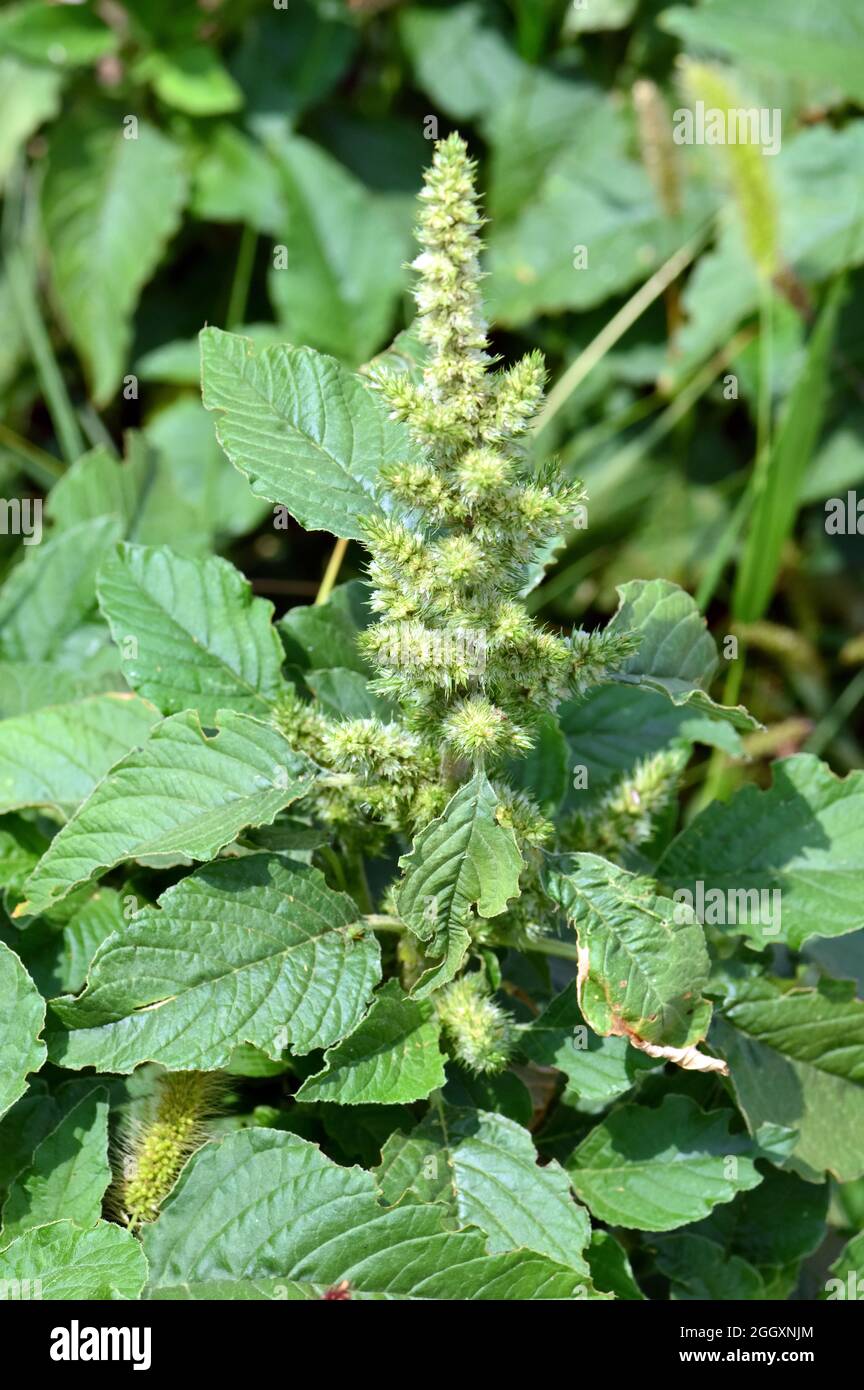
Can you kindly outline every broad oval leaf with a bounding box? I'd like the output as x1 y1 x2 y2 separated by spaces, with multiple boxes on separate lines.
143 1127 595 1300
713 977 864 1183
1 1085 110 1240
566 1094 761 1231
376 1105 592 1274
659 754 864 951
549 854 724 1073
49 856 380 1072
0 693 158 818
397 771 523 997
0 1219 146 1300
296 979 446 1105
97 544 288 720
41 113 186 404
201 327 416 539
17 711 317 918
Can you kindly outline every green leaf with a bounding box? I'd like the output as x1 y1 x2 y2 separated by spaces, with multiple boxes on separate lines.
190 124 283 232
278 580 372 674
549 854 723 1072
505 713 569 814
0 1 116 67
399 4 525 121
376 1106 591 1273
41 113 186 404
17 711 317 918
296 979 446 1105
659 755 864 951
61 887 127 995
0 1220 146 1299
662 0 864 106
97 544 288 721
654 1233 767 1301
0 943 46 1118
143 1127 593 1299
139 43 242 116
49 856 380 1073
268 136 409 365
566 1095 761 1231
200 327 416 539
397 772 523 997
0 693 158 818
825 1231 864 1298
0 663 119 720
1 1085 110 1240
733 279 844 624
559 685 743 811
713 978 864 1182
587 1229 645 1300
693 1163 828 1267
231 4 356 137
0 516 121 664
0 56 60 190
518 986 658 1106
607 579 759 730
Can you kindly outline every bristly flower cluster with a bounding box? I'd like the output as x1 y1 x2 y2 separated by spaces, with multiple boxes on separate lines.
363 133 634 764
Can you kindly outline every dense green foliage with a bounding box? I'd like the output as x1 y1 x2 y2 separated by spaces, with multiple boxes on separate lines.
1 0 863 1304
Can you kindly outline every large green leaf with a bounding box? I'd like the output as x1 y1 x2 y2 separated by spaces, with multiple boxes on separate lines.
397 772 523 997
654 1233 767 1301
518 986 658 1106
606 579 758 730
0 1085 110 1240
662 0 864 105
268 136 408 365
549 854 723 1072
97 544 288 720
660 755 864 951
559 684 743 811
0 516 121 664
17 712 317 918
377 1106 591 1273
143 1127 593 1299
713 978 864 1182
0 943 46 1118
0 1220 146 1300
41 113 186 404
201 327 416 539
297 979 445 1105
49 856 380 1073
566 1095 761 1231
0 1 115 67
0 55 60 190
0 693 158 818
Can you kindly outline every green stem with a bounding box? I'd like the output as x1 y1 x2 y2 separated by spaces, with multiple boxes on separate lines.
6 247 84 465
805 667 864 759
0 423 64 489
315 537 349 605
533 220 714 438
226 224 257 330
363 915 580 962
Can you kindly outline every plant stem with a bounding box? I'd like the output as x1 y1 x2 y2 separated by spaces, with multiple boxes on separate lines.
0 422 64 488
363 915 580 961
805 667 864 759
226 224 257 329
6 246 84 465
533 220 714 437
315 536 349 604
